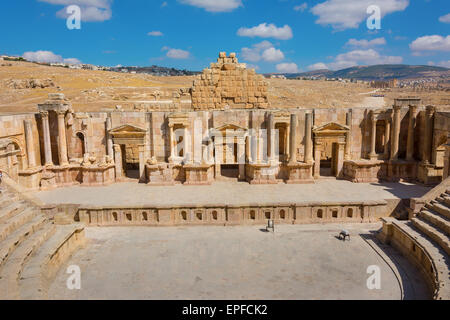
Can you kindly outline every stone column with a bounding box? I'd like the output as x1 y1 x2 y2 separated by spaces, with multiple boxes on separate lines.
214 136 223 177
168 124 175 161
369 111 377 160
57 111 69 166
444 135 450 179
40 111 53 166
345 110 352 160
384 115 391 160
314 141 321 179
238 139 246 180
113 144 123 180
337 142 345 178
106 116 113 158
285 125 290 159
184 126 191 163
138 144 145 182
267 114 275 161
24 120 37 168
390 106 401 160
406 105 418 161
422 105 435 164
289 114 298 164
304 113 313 163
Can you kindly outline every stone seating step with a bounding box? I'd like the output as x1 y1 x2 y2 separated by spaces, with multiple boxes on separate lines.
0 222 55 300
0 201 27 224
395 220 450 300
20 224 84 300
426 202 450 220
436 196 450 209
441 196 450 207
0 215 47 269
411 217 450 256
419 209 450 236
0 208 38 242
0 194 18 207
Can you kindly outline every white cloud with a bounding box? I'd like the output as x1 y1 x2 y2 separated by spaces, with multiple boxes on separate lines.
23 50 81 64
41 0 113 22
178 0 242 12
346 37 386 48
165 48 190 59
294 3 308 12
311 0 409 30
410 35 450 54
240 41 285 63
439 13 450 24
310 49 402 70
276 63 299 73
237 23 293 40
436 60 450 68
261 47 285 62
307 62 328 70
148 31 164 36
428 60 450 68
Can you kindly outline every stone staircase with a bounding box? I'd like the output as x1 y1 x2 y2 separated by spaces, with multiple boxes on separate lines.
379 181 450 299
411 189 450 257
0 183 85 300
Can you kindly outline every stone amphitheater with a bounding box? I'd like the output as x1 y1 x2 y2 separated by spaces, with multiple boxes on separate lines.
0 53 449 300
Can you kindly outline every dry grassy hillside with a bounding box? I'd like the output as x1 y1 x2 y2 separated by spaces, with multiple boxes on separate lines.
0 60 448 114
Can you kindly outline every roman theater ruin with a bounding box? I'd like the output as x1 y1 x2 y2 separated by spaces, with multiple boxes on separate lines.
0 53 449 299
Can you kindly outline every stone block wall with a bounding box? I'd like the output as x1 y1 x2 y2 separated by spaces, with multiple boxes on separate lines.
191 52 269 110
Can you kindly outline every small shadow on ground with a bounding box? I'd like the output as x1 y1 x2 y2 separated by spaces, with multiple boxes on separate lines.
259 228 269 233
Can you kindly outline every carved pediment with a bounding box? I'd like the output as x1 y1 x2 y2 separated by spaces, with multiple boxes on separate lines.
214 123 247 132
109 124 147 134
313 122 349 134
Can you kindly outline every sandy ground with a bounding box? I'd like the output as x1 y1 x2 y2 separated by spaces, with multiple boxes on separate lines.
47 224 429 300
32 180 431 207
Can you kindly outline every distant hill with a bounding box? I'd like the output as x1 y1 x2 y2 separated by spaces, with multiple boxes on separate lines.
111 65 200 77
271 64 450 81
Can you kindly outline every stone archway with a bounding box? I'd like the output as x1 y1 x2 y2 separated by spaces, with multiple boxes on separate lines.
312 123 349 179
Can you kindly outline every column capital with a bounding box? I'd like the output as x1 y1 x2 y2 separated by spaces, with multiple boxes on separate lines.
393 105 402 112
40 111 49 118
426 105 436 114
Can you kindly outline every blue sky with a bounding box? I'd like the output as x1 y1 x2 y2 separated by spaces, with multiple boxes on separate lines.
0 0 449 72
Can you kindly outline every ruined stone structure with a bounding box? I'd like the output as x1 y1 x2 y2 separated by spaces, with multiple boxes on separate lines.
0 52 449 300
0 54 449 191
191 52 269 110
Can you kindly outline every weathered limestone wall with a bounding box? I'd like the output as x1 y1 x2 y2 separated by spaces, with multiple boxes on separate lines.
191 52 269 110
76 199 388 227
0 113 42 177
